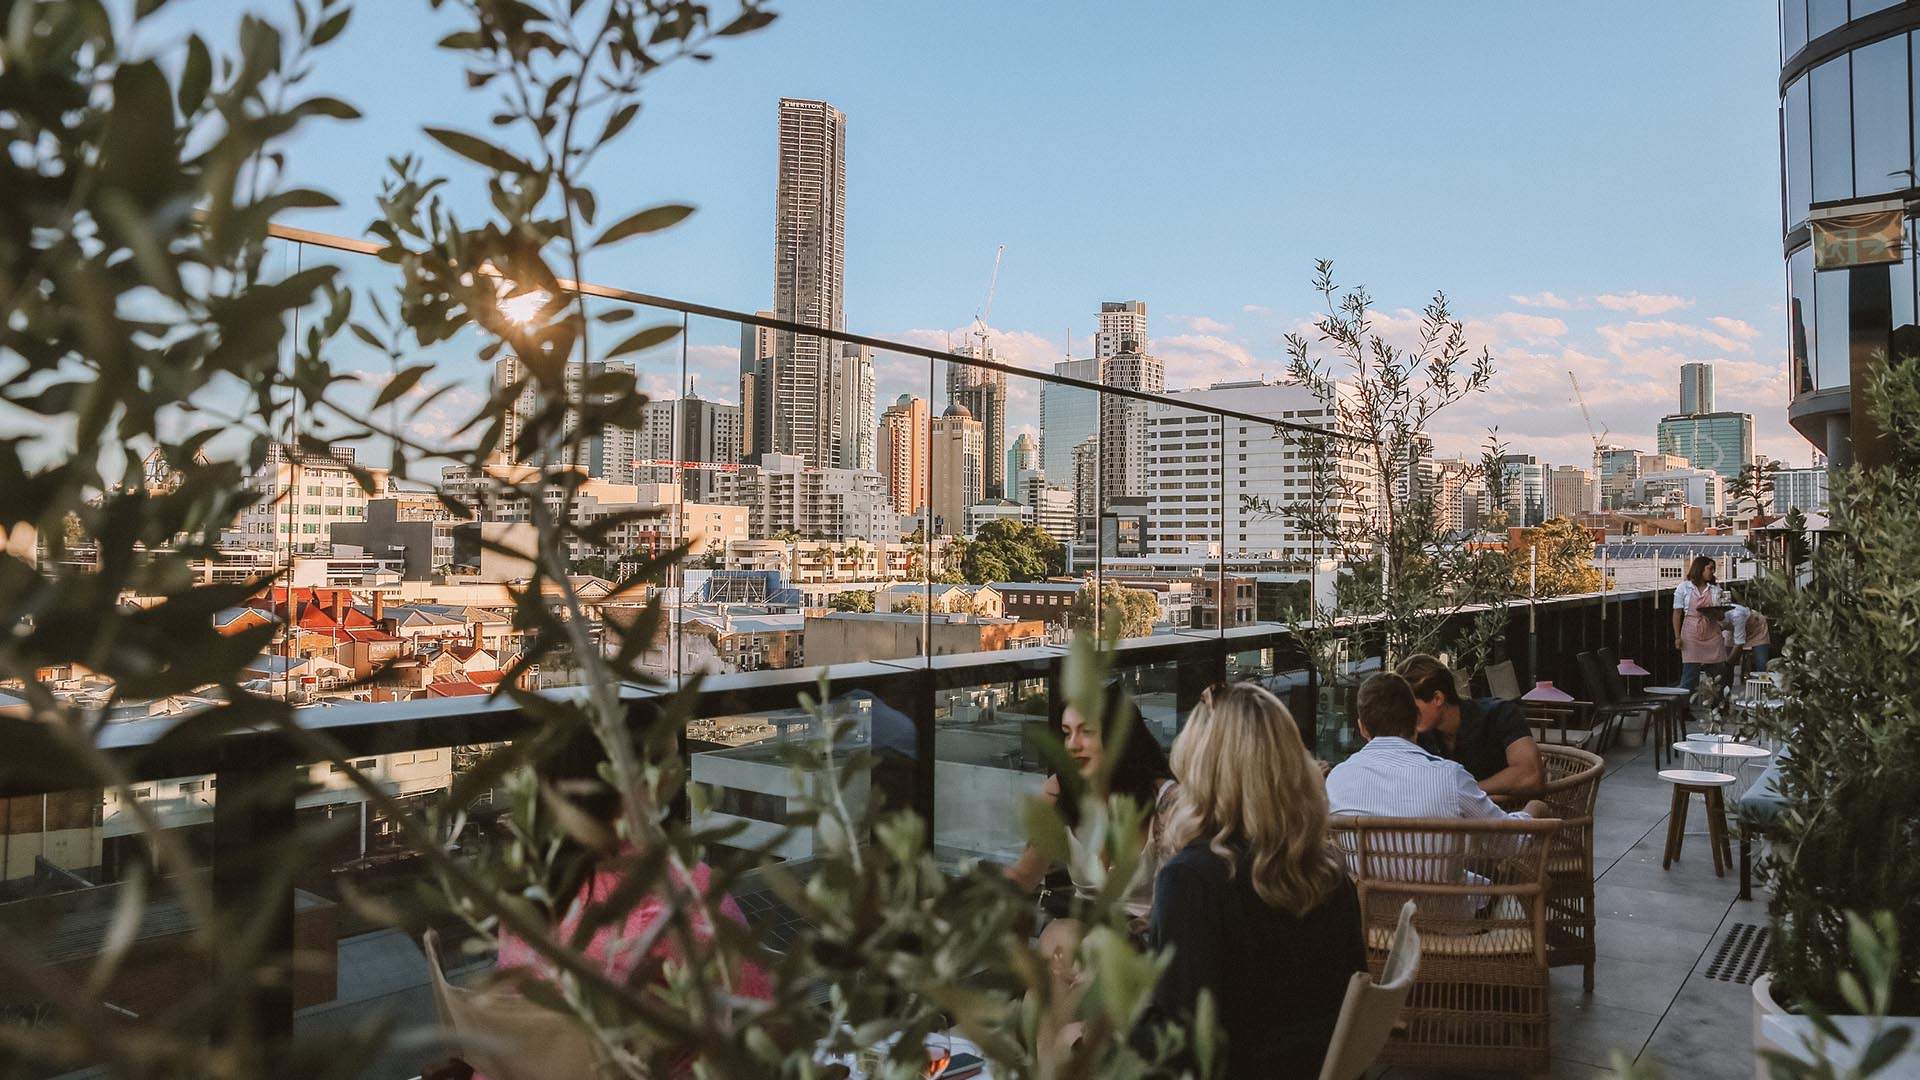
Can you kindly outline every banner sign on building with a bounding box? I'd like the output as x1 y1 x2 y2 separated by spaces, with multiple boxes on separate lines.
1811 208 1906 270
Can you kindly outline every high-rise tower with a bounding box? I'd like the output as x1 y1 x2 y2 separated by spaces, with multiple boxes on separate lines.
1095 300 1148 359
947 341 1007 499
1680 362 1714 415
766 98 848 469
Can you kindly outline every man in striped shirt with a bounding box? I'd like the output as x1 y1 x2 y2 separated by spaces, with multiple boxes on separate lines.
1326 673 1552 822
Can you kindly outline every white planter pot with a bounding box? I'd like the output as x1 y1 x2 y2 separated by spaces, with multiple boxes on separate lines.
1752 972 1920 1077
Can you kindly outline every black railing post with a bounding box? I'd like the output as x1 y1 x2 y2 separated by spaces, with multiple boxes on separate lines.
211 732 299 1053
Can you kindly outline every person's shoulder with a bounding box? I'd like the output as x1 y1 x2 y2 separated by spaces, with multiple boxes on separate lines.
1478 695 1529 730
1161 840 1233 882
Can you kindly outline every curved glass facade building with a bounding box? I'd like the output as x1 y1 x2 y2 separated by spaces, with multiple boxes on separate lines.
1780 0 1920 464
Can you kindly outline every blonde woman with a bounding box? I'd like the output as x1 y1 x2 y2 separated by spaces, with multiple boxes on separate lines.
1137 682 1364 1079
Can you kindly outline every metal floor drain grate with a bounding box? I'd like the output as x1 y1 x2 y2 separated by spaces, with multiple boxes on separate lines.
1704 922 1771 983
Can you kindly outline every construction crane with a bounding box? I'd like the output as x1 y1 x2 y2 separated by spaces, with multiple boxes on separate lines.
970 244 1005 355
1568 371 1607 512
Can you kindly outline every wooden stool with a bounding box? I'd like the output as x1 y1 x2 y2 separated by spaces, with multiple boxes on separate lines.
1644 687 1690 768
1660 769 1735 875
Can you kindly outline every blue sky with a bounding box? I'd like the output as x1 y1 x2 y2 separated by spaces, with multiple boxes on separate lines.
142 2 1804 468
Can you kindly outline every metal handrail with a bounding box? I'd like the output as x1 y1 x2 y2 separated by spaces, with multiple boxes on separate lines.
264 222 1362 443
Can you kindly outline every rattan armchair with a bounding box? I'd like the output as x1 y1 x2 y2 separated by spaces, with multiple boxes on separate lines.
1328 815 1559 1075
1535 745 1604 990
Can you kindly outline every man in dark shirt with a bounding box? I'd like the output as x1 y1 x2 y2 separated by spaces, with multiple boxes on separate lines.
1398 654 1545 797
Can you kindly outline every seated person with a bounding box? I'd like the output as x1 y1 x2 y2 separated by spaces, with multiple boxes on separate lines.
1398 653 1544 797
1328 673 1549 820
491 728 772 1077
1004 683 1182 925
1326 673 1551 921
1135 682 1364 1079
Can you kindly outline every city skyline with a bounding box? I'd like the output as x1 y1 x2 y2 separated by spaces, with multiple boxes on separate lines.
243 4 1800 475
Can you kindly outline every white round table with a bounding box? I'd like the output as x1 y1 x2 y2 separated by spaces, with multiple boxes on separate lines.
1673 740 1772 802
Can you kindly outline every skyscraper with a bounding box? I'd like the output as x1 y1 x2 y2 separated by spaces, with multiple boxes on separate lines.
1498 453 1551 526
1099 345 1164 502
739 314 774 461
1549 464 1596 519
1040 356 1100 482
878 394 928 515
494 356 637 479
930 403 984 536
1680 362 1715 415
834 342 875 471
1095 300 1148 359
947 341 1006 499
766 98 847 469
677 395 744 502
1007 432 1037 485
1656 412 1754 480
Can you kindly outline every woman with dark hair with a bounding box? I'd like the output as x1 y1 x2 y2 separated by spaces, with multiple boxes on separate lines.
1004 681 1180 922
1004 683 1181 1063
1674 555 1730 689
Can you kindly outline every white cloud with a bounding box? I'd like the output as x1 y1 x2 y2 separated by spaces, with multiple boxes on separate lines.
1594 291 1693 316
1169 314 1233 335
1157 333 1264 390
1707 315 1762 341
1470 312 1569 346
1597 319 1752 356
1241 303 1273 316
1509 291 1577 311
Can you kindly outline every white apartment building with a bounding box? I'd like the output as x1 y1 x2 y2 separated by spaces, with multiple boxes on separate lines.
720 538 921 583
713 453 895 544
1016 473 1076 543
494 356 639 480
1095 300 1149 359
965 499 1029 536
1769 466 1830 516
1099 350 1165 501
235 445 388 554
1144 380 1379 561
1636 467 1727 517
590 487 750 559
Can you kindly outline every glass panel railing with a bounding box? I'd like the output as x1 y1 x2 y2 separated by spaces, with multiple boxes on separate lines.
931 672 1052 870
0 778 217 1075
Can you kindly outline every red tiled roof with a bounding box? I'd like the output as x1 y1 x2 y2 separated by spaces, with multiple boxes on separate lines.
425 679 489 698
469 670 504 686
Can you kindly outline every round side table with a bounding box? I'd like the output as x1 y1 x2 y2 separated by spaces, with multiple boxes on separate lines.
1659 768 1735 876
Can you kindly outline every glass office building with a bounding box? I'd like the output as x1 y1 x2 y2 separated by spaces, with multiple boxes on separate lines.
1780 0 1920 465
1655 412 1756 480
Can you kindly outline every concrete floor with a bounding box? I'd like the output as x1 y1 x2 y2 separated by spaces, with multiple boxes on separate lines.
305 736 1773 1080
1383 735 1771 1080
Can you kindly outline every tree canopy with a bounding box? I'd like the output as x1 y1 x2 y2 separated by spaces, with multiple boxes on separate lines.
1513 517 1604 597
956 519 1064 584
1069 583 1161 639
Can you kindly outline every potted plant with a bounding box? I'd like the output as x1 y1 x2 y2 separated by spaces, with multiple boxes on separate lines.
1748 354 1920 1068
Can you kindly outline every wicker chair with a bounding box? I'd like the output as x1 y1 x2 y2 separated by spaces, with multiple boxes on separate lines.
1535 745 1604 990
1328 816 1559 1075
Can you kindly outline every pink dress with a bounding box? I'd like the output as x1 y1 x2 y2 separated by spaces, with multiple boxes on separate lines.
489 860 773 1077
